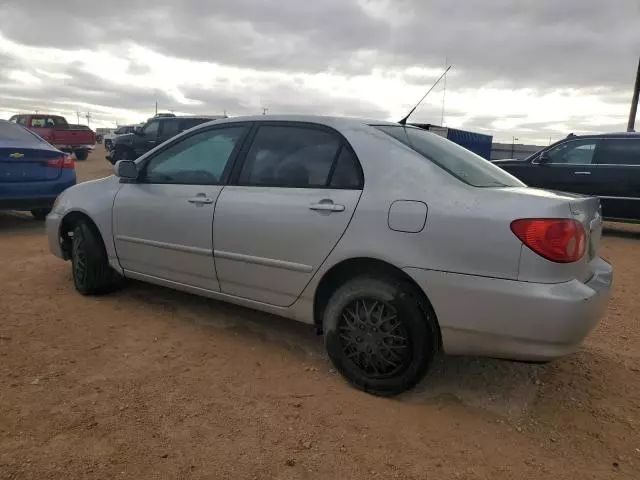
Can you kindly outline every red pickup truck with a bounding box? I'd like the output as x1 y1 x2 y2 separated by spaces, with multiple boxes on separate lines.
8 114 96 160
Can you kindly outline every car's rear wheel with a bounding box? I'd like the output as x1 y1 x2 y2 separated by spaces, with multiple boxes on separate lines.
71 221 120 295
74 150 89 161
323 276 439 396
30 208 51 220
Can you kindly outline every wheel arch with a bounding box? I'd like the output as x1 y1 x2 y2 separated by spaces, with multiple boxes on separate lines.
59 210 107 261
312 257 441 345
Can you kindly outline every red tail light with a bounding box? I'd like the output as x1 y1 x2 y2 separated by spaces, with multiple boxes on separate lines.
46 155 75 169
511 218 586 263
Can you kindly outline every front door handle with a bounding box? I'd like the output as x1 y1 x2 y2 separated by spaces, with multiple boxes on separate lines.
309 200 345 212
188 193 214 205
574 171 591 175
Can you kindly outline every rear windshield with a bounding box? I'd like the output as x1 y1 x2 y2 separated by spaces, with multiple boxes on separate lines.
29 116 67 128
0 122 41 142
374 125 523 188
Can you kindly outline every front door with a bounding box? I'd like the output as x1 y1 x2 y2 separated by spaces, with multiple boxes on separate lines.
113 124 249 290
213 123 364 307
132 119 161 157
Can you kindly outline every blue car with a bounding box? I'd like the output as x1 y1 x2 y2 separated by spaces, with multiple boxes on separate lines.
0 120 76 219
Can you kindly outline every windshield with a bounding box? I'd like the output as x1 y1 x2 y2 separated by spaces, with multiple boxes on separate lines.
374 125 524 188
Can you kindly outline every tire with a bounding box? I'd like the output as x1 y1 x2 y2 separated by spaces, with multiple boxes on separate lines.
111 146 130 164
74 150 89 161
71 221 119 295
323 276 439 396
30 208 51 220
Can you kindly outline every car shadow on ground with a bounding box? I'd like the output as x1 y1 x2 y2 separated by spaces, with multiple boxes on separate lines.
0 211 45 235
121 280 543 418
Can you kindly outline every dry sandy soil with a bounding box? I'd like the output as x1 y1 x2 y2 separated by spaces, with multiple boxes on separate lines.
1 146 639 479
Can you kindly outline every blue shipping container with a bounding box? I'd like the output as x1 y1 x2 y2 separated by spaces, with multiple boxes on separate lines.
409 123 493 160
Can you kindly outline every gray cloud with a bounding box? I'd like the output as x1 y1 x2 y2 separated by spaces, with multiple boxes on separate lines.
1 0 638 88
0 0 637 138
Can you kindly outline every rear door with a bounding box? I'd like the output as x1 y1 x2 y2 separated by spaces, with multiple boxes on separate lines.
213 122 364 307
591 137 640 220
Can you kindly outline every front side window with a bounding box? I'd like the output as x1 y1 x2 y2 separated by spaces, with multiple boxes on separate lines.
594 139 640 165
142 126 245 185
545 139 598 165
239 125 341 188
375 125 522 187
142 120 160 137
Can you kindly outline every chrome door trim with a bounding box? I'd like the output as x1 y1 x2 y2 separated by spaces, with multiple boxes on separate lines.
116 235 213 255
214 249 313 273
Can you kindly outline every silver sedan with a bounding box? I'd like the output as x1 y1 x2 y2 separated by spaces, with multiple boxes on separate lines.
46 115 612 396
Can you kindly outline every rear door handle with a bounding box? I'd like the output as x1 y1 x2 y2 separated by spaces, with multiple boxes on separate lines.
309 201 345 212
574 171 591 175
188 194 214 205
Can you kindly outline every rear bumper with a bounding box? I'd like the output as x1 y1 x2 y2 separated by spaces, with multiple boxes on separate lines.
404 257 613 361
58 145 94 152
0 176 75 212
0 196 57 210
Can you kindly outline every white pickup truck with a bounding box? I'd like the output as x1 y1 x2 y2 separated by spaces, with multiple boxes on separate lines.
103 124 142 151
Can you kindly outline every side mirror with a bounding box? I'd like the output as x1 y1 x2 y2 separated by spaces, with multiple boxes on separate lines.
134 126 144 135
538 151 551 164
114 160 138 180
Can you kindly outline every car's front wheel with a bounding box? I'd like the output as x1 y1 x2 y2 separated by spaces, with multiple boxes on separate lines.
323 276 439 396
71 221 120 295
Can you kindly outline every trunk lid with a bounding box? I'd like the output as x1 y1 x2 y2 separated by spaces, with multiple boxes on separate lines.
0 147 64 182
486 187 604 284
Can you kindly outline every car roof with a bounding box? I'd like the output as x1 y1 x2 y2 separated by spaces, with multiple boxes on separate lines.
562 132 640 140
194 114 400 129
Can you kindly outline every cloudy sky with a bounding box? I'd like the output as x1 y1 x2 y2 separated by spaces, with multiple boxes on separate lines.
0 0 638 143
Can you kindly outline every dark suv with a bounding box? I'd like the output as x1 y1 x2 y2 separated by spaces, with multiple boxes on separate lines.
106 115 226 164
494 133 640 221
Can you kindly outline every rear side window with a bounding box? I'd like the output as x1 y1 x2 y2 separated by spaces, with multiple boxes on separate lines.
161 119 180 138
239 125 342 188
595 139 640 165
180 118 208 131
330 147 362 188
0 122 42 142
374 125 522 188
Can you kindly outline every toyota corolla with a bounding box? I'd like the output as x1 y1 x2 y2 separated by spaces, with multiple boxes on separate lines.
46 115 612 396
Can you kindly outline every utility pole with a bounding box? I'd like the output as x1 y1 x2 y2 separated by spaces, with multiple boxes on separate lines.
262 107 268 116
85 112 92 128
76 111 81 124
511 136 519 158
627 56 640 132
155 101 158 116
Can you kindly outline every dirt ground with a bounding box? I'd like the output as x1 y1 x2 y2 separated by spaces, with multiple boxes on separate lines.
1 145 639 479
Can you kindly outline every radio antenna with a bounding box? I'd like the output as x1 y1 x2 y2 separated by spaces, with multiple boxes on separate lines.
398 65 451 125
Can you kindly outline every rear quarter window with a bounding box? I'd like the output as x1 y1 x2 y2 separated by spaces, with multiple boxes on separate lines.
374 125 523 188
